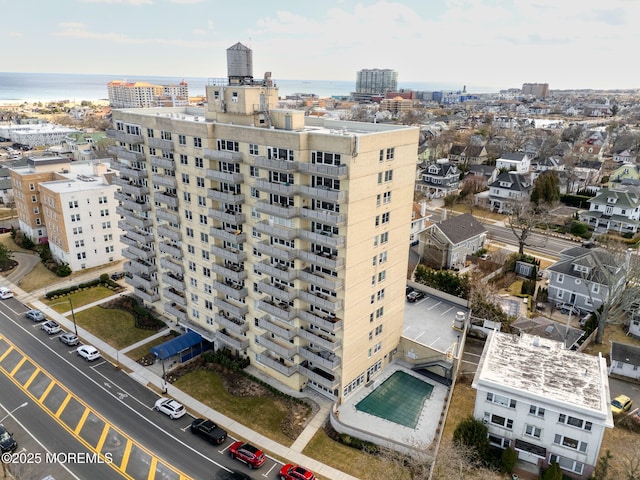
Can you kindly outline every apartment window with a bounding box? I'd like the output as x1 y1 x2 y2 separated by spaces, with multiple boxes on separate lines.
557 273 564 283
554 434 587 453
31 195 37 202
105 246 114 253
181 173 190 184
195 157 204 168
383 191 392 204
558 414 592 431
375 307 384 318
379 251 387 264
373 342 382 353
250 166 260 178
98 196 108 204
548 455 584 475
77 252 87 260
204 284 212 295
100 209 109 217
376 194 381 207
202 266 211 278
161 131 172 141
75 240 85 248
33 207 39 214
384 170 393 182
73 227 83 235
103 234 112 241
380 232 389 244
379 149 384 162
29 183 35 191
35 218 41 225
183 192 191 202
178 134 186 146
185 227 194 238
196 177 205 188
147 128 154 138
386 147 395 160
377 289 385 301
524 424 541 439
489 414 513 429
250 187 260 199
193 137 202 148
199 214 208 225
202 250 209 260
204 300 213 310
371 276 376 286
188 261 196 272
378 271 386 282
218 140 239 152
198 195 206 207
232 92 238 103
381 212 390 224
71 214 81 222
529 405 545 418
200 232 209 242
101 221 111 229
185 210 192 221
375 215 380 227
312 151 341 166
486 392 516 408
180 154 188 165
372 255 377 266
249 143 259 156
68 200 79 209
187 245 195 254
375 324 383 335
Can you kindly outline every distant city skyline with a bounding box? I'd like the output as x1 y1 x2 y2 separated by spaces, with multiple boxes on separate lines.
2 0 640 91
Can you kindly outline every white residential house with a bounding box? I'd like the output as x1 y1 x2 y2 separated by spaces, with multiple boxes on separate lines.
609 342 640 381
416 160 460 198
488 171 532 213
546 247 627 314
578 186 640 234
496 152 531 174
613 149 637 164
473 331 613 480
410 200 432 245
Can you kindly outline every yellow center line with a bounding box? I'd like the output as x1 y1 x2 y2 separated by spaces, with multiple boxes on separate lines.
55 393 73 418
22 367 41 389
0 346 13 361
74 407 91 435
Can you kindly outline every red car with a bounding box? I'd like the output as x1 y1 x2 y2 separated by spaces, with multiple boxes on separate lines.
279 464 315 480
228 441 266 469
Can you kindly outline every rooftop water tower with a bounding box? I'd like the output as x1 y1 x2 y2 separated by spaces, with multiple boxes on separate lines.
227 42 253 85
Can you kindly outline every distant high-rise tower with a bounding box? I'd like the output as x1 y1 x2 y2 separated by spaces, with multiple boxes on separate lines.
353 69 398 101
522 83 549 99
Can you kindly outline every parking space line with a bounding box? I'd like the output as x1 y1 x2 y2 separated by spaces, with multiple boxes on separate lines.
22 367 41 389
442 306 454 316
75 408 91 435
9 356 27 376
148 456 158 479
39 380 56 402
96 423 110 455
428 301 442 310
55 393 73 417
0 346 14 361
120 440 133 471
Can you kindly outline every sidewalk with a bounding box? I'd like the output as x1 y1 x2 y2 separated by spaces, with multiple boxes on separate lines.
4 278 358 480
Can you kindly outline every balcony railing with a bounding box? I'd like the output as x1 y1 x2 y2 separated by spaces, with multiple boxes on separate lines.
160 257 183 276
208 208 245 224
210 245 247 263
106 129 143 144
257 315 296 340
204 149 243 162
258 279 297 302
119 166 147 179
254 241 297 261
212 280 248 300
256 299 297 321
161 272 185 290
297 250 344 269
154 192 179 208
163 287 186 307
254 201 299 219
254 260 298 282
215 329 250 351
108 146 145 162
159 242 181 258
298 290 342 311
152 174 177 189
298 361 339 389
214 297 249 318
211 263 247 283
254 221 298 241
207 189 244 205
215 313 249 335
297 327 341 352
254 155 298 171
298 268 343 290
124 258 157 276
253 179 299 195
210 227 247 244
122 215 153 229
257 333 297 358
298 229 345 248
133 287 160 303
150 156 175 170
297 163 348 178
127 272 158 291
299 207 346 226
121 197 152 212
165 303 187 321
298 347 341 370
147 137 174 151
298 185 346 202
122 229 154 244
298 310 342 332
206 169 244 184
157 209 180 224
156 224 181 242
256 353 297 377
125 245 155 261
120 182 150 196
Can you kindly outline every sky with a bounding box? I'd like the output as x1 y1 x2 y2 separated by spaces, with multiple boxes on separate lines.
2 0 640 91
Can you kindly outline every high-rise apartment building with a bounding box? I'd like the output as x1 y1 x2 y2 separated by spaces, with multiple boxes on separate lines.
353 68 398 102
107 80 190 108
109 43 419 401
9 157 123 271
521 83 549 99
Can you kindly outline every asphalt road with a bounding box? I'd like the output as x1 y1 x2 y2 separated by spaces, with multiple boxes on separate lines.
483 223 579 258
0 297 281 480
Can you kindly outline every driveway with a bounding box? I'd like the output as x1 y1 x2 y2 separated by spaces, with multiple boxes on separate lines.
4 251 40 285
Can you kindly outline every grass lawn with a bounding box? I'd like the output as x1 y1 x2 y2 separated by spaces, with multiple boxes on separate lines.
16 262 60 292
72 305 157 350
173 369 297 447
441 375 476 441
42 286 118 312
0 234 34 254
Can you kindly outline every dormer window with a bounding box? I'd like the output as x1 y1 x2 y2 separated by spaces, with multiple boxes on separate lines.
607 197 617 204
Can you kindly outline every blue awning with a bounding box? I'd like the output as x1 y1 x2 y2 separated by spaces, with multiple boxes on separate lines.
151 331 203 360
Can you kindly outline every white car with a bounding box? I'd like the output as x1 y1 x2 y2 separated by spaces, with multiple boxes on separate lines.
154 398 186 419
0 287 13 299
77 345 101 361
41 321 61 335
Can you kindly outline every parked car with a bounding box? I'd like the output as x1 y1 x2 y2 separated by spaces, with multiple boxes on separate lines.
0 425 17 453
59 333 79 346
214 471 254 480
406 291 426 303
278 464 316 480
406 285 414 296
611 394 633 415
0 287 14 299
556 303 580 316
77 345 101 361
228 441 266 469
154 398 186 419
190 418 227 445
0 227 12 234
25 309 46 322
41 321 61 335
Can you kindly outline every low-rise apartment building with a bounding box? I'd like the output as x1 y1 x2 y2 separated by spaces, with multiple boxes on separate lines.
473 331 613 479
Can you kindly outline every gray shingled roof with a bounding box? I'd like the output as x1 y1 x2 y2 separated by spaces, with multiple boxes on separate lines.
610 342 640 366
436 213 486 245
499 152 528 161
511 316 584 349
489 171 531 192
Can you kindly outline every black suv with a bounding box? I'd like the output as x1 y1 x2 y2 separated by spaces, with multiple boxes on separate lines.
190 418 228 445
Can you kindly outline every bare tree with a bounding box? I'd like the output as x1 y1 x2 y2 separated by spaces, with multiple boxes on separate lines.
431 439 503 480
505 199 550 255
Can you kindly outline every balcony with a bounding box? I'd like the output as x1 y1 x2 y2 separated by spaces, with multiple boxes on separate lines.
299 185 346 202
212 280 248 300
257 316 296 340
255 155 298 171
125 259 157 276
298 347 341 370
119 166 148 179
256 298 297 321
121 228 154 244
157 224 181 242
206 169 244 183
254 241 296 261
120 182 150 197
133 287 160 303
298 229 345 248
257 333 297 358
147 137 174 151
258 279 297 302
254 201 299 219
253 179 298 195
298 310 342 332
298 361 339 389
214 297 249 318
121 197 152 212
121 215 153 230
210 245 247 263
298 268 343 290
108 146 145 162
152 174 177 189
165 303 187 321
207 189 244 205
159 242 181 258
211 263 247 283
127 272 158 291
204 149 243 162
297 327 341 352
299 207 346 227
154 192 179 208
215 313 249 335
298 250 344 269
116 205 133 217
157 209 179 224
125 245 155 261
298 290 342 311
150 156 175 170
215 329 250 351
256 353 297 377
106 129 143 144
208 208 245 224
160 257 183 276
254 260 298 282
163 287 186 307
210 227 247 244
298 163 348 178
254 221 298 240
161 272 185 290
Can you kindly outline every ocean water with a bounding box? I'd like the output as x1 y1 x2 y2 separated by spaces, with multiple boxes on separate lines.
0 72 497 103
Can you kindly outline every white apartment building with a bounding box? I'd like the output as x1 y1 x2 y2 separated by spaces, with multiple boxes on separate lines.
473 331 613 479
107 80 189 108
10 157 123 271
109 43 419 401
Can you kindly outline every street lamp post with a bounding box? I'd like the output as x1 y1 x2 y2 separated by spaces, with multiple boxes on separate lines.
48 297 78 336
0 402 28 424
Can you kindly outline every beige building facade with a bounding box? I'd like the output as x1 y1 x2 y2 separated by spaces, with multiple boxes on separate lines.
110 44 419 401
